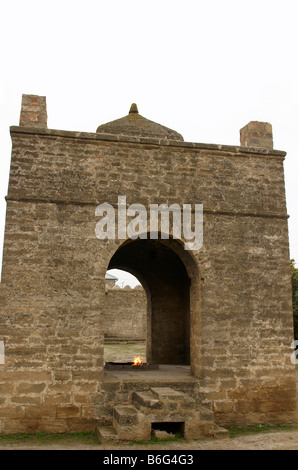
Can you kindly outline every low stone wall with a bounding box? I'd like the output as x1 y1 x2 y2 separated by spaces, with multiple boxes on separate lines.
103 285 146 340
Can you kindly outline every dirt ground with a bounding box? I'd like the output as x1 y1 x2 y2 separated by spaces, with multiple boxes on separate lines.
1 342 297 451
0 429 298 450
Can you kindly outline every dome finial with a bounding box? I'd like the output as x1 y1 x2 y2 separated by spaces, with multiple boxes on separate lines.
129 103 139 114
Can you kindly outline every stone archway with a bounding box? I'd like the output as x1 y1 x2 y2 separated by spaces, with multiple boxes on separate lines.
108 236 202 375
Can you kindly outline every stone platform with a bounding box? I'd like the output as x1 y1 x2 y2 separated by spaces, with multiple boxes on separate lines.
103 364 195 383
97 366 229 443
97 386 229 443
104 362 159 371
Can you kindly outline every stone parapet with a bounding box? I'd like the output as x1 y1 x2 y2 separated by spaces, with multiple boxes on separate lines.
10 125 285 157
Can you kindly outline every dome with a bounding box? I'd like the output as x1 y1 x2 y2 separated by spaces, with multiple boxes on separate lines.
96 104 184 141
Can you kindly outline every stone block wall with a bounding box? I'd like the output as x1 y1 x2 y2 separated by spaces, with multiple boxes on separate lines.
104 286 146 339
0 201 104 432
197 213 297 425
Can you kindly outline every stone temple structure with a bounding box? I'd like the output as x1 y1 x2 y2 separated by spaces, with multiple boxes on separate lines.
0 94 296 439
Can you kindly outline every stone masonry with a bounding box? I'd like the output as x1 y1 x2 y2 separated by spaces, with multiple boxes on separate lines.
0 94 296 435
104 285 146 340
97 386 229 443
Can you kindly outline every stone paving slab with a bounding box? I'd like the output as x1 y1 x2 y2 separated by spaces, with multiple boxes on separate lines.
103 365 198 383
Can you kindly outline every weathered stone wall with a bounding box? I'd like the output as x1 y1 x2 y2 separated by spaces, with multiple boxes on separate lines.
0 201 104 433
198 213 296 425
104 286 146 339
0 99 296 432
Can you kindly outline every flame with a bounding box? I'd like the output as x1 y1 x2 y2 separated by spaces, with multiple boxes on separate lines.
132 355 144 366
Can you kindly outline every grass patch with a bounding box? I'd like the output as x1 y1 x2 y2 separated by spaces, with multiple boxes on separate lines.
225 424 298 438
104 341 146 363
0 431 100 446
130 432 184 446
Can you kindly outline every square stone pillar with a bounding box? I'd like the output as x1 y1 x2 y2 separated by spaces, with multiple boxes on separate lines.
19 94 47 128
240 121 273 149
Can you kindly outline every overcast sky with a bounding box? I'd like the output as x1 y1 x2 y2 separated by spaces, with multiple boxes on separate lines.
0 0 297 286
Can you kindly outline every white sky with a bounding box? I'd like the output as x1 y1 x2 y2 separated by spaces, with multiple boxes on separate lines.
0 0 298 286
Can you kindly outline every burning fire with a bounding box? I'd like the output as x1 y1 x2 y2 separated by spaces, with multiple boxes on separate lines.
132 356 144 366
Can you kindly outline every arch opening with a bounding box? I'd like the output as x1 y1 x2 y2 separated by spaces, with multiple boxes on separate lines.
104 268 147 364
107 237 201 372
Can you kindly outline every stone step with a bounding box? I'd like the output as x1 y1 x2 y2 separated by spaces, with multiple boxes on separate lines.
132 387 203 414
150 387 186 401
113 404 151 441
113 405 139 427
132 390 163 411
196 404 215 422
96 425 119 444
149 386 197 412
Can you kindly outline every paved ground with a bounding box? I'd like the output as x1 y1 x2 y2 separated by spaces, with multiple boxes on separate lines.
104 364 196 383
